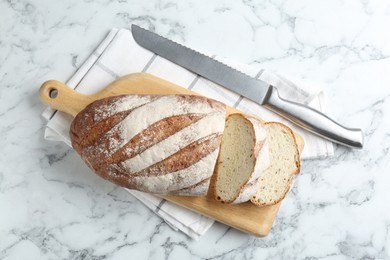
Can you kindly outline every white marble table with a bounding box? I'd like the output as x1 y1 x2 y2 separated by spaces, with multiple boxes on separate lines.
1 0 390 259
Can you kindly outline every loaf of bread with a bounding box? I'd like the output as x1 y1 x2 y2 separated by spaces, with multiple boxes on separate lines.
251 122 300 206
70 94 226 196
214 114 270 204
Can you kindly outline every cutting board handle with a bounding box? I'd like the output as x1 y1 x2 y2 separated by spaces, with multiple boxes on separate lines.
39 80 92 117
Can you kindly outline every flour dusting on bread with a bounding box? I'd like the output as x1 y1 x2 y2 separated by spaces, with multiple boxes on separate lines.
70 94 226 196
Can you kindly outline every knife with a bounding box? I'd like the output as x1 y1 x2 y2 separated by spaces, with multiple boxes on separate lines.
131 25 363 149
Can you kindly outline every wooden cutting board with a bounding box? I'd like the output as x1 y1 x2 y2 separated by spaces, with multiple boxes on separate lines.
39 73 303 237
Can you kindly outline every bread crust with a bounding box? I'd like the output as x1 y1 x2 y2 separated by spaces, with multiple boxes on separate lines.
70 94 226 196
169 177 211 196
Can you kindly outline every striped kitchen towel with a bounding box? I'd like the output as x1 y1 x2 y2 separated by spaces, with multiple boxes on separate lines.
42 27 334 239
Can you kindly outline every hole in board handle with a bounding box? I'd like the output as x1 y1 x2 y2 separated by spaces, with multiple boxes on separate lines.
49 88 58 99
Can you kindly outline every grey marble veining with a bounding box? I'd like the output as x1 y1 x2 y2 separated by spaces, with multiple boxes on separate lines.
1 0 390 259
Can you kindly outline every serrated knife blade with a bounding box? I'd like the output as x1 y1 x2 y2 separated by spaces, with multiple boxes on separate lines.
131 25 363 149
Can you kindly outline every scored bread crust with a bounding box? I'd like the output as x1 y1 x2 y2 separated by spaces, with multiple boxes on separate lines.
169 177 211 196
214 114 270 204
250 122 300 207
70 94 226 196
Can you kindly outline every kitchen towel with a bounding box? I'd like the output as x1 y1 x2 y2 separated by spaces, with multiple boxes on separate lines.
42 27 334 239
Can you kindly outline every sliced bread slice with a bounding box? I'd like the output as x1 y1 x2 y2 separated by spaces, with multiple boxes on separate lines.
214 114 270 204
251 122 300 207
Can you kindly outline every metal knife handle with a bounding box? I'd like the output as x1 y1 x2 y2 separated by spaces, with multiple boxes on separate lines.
263 86 363 149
